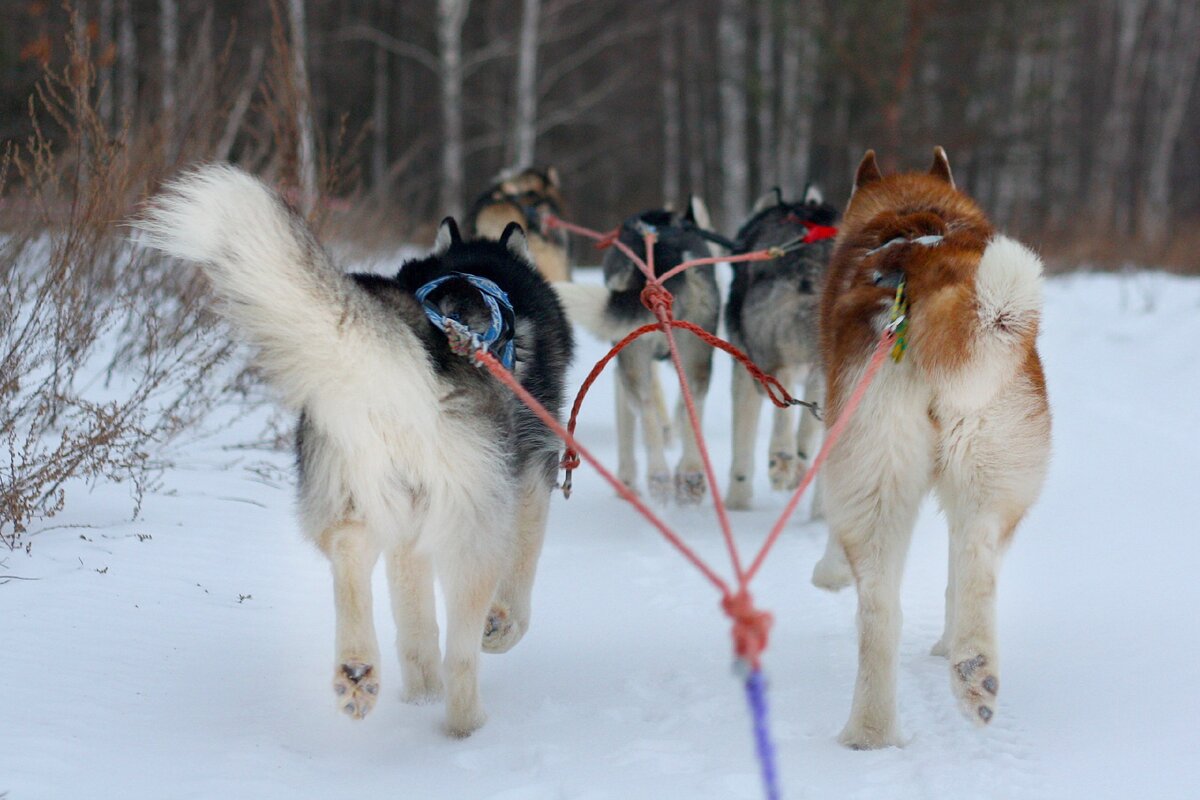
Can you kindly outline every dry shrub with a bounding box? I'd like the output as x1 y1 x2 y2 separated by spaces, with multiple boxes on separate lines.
0 17 236 552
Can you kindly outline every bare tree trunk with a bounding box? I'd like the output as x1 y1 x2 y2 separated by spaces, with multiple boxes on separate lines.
755 0 775 192
1046 9 1082 231
1088 0 1152 233
776 1 818 196
661 12 681 205
993 28 1036 229
511 0 540 167
286 0 318 215
718 0 749 228
118 0 136 129
372 44 389 190
215 44 266 162
99 0 114 130
1140 0 1200 249
438 0 470 219
160 0 178 161
682 15 707 200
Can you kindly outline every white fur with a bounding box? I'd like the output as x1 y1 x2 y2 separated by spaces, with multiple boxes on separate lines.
815 235 1050 749
134 165 544 737
934 235 1043 413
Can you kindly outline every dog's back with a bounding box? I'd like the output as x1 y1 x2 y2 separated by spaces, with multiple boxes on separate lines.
727 188 838 375
469 167 570 282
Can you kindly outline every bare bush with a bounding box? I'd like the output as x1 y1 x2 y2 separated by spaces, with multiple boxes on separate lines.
0 18 235 552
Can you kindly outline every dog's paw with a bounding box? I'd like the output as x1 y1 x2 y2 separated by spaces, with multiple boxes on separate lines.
725 479 753 510
333 661 380 720
838 718 904 750
648 471 673 504
444 700 488 738
674 469 706 505
482 603 527 654
811 552 853 591
399 655 443 704
768 451 795 491
951 652 999 725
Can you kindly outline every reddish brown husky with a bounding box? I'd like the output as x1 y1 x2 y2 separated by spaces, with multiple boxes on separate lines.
812 148 1051 748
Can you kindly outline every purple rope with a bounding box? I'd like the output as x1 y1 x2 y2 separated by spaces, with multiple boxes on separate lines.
744 666 782 800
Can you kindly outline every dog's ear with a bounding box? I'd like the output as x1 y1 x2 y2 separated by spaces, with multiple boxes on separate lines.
854 150 883 192
929 146 955 187
545 166 561 188
804 183 825 205
433 217 462 255
685 195 713 230
500 222 532 263
751 188 780 214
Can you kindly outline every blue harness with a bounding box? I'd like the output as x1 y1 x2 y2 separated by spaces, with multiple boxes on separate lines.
415 273 517 369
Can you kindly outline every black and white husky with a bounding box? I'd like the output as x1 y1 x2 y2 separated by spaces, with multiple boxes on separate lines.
134 165 573 737
553 199 718 504
724 186 839 511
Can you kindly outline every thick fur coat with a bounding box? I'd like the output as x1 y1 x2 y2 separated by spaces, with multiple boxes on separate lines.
812 149 1050 749
134 165 573 737
724 187 839 510
553 200 719 504
468 166 571 282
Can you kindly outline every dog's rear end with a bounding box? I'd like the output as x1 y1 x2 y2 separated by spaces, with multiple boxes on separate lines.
816 149 1050 748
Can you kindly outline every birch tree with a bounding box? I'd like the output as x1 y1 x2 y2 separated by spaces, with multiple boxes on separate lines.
661 11 681 205
511 0 540 167
438 0 471 219
1139 0 1200 249
1088 0 1153 232
286 0 318 216
718 0 749 228
118 0 136 128
160 0 178 160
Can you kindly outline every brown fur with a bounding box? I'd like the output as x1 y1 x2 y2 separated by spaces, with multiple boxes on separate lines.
469 167 570 282
814 148 1051 748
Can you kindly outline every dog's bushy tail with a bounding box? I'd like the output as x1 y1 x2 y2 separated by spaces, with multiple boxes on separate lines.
551 282 634 342
133 165 423 407
912 235 1044 410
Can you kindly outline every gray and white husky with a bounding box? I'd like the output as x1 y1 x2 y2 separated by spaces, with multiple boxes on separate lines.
553 199 719 504
135 165 573 737
724 186 839 511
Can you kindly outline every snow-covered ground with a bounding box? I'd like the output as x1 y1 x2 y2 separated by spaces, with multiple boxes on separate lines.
3 269 1199 799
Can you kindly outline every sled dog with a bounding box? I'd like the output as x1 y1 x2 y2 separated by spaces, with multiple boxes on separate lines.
724 185 839 511
553 199 719 504
468 166 571 282
135 165 573 737
813 149 1050 749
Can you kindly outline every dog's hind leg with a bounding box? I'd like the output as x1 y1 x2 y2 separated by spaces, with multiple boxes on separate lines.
441 542 503 737
767 368 798 492
835 501 922 749
615 379 639 493
483 471 551 654
386 541 443 704
939 506 1013 727
726 364 763 510
672 332 714 505
795 369 825 497
827 437 930 748
318 521 384 720
618 342 671 503
811 526 852 591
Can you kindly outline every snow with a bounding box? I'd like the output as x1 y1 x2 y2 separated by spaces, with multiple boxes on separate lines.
3 269 1199 799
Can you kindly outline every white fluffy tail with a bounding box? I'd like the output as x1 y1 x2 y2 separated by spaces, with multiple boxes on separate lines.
936 235 1044 410
133 164 422 407
551 282 638 342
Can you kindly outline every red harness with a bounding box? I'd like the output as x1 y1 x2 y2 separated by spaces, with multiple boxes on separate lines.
781 215 839 244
